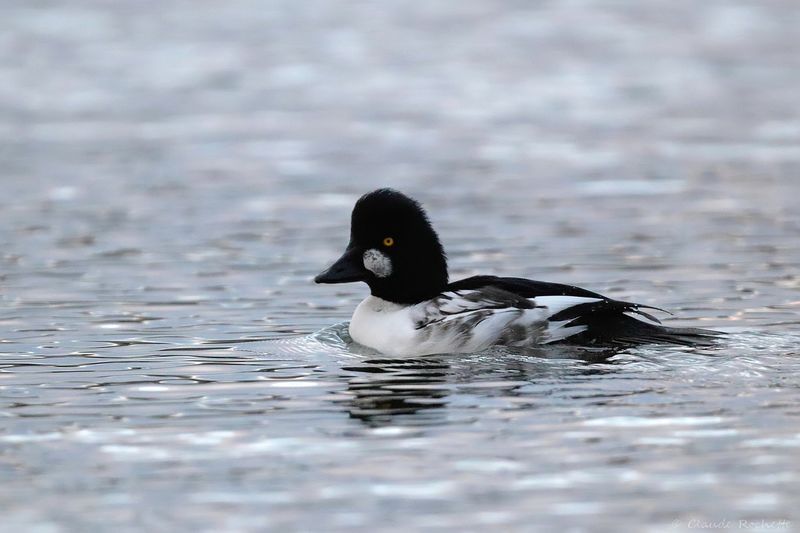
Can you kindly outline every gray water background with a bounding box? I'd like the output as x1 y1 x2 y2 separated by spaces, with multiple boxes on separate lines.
1 1 800 531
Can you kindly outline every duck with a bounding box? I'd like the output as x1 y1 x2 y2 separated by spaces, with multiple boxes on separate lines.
314 188 719 356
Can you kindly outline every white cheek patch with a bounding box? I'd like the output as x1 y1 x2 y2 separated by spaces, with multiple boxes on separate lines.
363 249 393 278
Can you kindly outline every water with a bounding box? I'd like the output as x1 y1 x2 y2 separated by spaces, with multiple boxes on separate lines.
2 0 800 531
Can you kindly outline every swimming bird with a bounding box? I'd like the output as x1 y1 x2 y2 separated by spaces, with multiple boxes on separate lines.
315 189 719 356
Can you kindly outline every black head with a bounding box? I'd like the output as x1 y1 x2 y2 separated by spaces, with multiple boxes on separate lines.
314 189 449 304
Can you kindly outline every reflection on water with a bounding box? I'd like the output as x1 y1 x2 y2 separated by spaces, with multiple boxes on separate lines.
342 358 451 426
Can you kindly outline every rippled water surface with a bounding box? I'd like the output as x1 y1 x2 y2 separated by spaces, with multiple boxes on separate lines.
2 1 800 531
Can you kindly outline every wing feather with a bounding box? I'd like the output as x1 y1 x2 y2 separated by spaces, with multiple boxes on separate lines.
447 276 722 347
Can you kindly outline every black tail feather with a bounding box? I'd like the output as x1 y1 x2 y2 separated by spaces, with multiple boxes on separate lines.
560 312 723 347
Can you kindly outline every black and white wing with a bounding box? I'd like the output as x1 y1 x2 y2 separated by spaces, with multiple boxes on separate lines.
412 287 614 352
446 276 721 347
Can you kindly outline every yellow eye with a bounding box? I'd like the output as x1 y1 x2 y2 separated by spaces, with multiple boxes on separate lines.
382 237 395 247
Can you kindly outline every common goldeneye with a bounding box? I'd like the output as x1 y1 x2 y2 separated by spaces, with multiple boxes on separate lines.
315 189 718 356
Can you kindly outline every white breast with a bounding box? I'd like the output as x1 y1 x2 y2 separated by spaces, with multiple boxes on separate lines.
349 296 419 356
